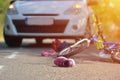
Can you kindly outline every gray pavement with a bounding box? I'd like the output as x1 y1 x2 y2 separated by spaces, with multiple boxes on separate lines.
0 40 120 80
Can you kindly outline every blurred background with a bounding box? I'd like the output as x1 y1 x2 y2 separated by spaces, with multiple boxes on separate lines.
91 0 120 42
0 0 10 41
0 0 120 42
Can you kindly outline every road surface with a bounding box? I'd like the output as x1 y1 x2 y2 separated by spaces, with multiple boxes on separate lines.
0 39 120 80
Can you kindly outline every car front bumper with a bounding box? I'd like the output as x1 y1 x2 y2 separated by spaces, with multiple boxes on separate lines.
4 14 87 38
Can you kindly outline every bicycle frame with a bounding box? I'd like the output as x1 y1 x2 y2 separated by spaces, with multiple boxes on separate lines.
58 14 120 63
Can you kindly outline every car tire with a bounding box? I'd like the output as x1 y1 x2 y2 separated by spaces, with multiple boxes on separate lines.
4 32 22 47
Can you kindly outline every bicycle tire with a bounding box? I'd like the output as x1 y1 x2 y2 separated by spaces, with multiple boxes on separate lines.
58 38 90 57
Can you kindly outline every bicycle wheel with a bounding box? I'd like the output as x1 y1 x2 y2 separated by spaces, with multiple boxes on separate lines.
111 51 120 63
58 38 90 57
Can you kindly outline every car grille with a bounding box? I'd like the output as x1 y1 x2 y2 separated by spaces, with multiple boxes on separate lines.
23 14 59 16
13 20 69 33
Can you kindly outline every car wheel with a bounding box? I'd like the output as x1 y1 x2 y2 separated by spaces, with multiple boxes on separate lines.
4 32 22 47
36 38 43 44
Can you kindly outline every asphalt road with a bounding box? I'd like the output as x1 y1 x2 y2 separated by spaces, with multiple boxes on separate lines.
0 39 120 80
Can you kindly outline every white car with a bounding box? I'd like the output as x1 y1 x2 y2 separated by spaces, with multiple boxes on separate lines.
4 0 97 47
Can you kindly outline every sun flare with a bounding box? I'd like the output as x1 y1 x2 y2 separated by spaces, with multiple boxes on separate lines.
91 0 120 42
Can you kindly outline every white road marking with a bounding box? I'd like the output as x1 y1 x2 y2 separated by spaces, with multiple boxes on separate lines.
0 65 4 70
0 65 4 74
5 52 19 59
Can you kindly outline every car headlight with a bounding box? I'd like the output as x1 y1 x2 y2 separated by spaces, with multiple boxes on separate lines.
74 4 81 9
7 4 18 15
64 4 81 15
9 4 15 9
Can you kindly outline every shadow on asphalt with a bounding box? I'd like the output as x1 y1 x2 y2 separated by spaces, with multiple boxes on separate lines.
0 41 52 49
70 45 113 64
22 43 52 48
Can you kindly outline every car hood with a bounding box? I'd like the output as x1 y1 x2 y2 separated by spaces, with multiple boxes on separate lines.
15 1 85 14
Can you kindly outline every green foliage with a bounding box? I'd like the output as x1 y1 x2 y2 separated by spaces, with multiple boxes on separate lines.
0 0 10 39
0 0 10 13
